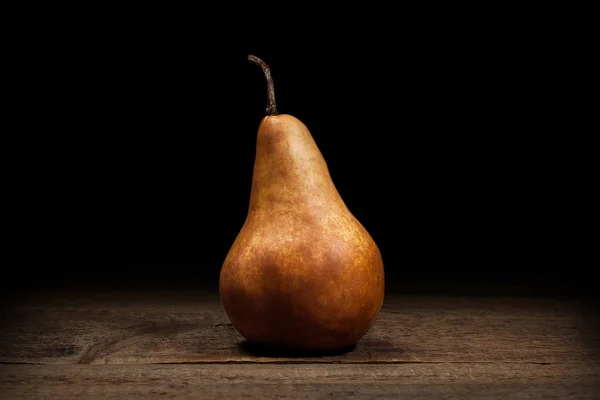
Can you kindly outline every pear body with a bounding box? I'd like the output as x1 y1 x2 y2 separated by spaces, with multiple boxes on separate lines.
220 114 384 351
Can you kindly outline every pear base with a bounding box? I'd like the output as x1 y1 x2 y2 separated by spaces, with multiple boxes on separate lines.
221 300 377 354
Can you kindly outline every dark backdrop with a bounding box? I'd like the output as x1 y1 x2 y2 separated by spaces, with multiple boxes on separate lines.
12 23 587 295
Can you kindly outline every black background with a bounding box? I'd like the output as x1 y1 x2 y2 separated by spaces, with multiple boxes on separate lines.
10 14 590 296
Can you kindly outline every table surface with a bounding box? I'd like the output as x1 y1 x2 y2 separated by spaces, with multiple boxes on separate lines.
1 288 598 399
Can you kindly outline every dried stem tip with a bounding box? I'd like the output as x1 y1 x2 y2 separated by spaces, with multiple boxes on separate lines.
248 55 278 116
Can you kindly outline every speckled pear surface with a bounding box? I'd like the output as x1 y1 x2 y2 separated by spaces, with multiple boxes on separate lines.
219 114 385 351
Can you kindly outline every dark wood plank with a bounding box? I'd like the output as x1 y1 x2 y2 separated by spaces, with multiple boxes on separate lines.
1 363 598 399
1 290 598 364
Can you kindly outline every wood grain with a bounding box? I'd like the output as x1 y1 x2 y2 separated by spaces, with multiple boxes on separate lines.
1 363 598 399
1 290 598 365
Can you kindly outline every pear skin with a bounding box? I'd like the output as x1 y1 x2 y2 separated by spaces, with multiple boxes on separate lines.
219 57 384 352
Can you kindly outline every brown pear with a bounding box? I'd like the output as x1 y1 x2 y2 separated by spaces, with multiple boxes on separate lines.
219 55 384 352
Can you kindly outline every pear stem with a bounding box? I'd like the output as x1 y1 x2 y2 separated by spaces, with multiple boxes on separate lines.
248 55 278 116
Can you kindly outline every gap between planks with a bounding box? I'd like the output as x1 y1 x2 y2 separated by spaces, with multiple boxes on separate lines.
0 360 589 365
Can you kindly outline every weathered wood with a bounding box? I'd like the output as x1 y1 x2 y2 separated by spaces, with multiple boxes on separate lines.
1 290 598 365
0 363 598 399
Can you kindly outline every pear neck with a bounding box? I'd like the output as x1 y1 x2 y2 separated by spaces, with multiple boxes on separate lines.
249 115 343 212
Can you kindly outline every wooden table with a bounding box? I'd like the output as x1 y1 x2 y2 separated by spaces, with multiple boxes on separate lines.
1 287 599 398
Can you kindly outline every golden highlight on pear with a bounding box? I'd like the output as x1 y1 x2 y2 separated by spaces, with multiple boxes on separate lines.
219 55 384 351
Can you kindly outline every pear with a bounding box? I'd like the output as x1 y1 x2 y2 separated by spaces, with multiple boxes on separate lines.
219 55 384 352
